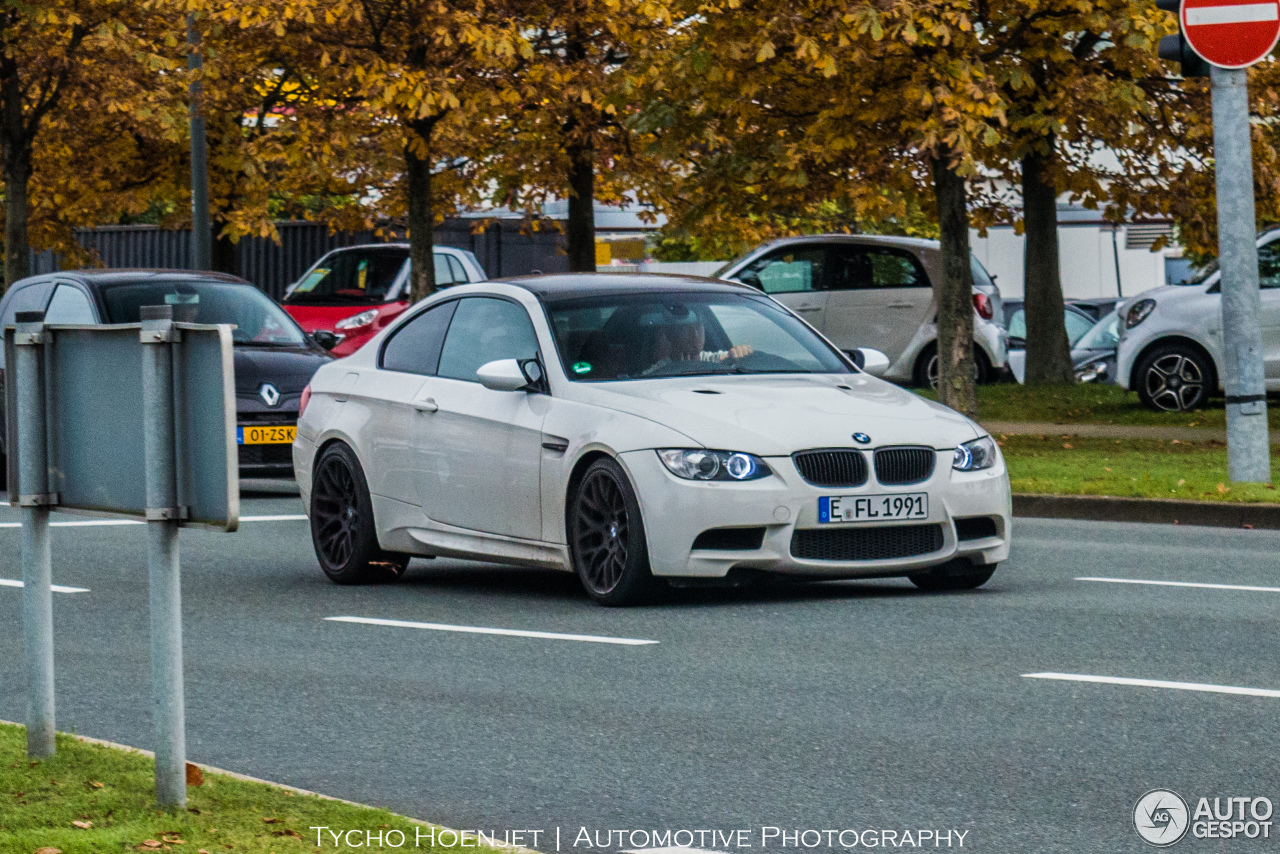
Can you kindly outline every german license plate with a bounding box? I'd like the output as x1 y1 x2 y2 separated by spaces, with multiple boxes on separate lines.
237 425 297 445
819 493 928 523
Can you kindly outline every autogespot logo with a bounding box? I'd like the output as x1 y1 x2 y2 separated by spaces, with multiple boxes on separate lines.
1135 790 1190 847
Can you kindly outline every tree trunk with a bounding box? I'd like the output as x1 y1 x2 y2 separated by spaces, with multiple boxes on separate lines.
1022 144 1074 385
931 153 978 418
211 218 238 277
566 142 596 272
405 120 436 304
2 142 31 289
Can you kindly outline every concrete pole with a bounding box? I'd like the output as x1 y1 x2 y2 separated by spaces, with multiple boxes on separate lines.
1211 65 1271 483
15 311 54 758
187 14 211 272
141 305 186 809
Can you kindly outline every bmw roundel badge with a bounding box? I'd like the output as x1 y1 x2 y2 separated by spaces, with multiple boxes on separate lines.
852 432 871 445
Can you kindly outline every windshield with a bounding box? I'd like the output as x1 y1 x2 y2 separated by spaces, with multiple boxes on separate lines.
544 291 852 381
284 247 407 305
100 279 307 346
1074 309 1120 350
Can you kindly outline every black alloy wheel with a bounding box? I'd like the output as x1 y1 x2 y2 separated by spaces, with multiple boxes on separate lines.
569 458 658 606
909 558 997 591
310 443 408 584
1136 344 1211 412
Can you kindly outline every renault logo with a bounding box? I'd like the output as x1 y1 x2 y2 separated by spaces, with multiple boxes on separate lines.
852 432 871 444
259 383 281 407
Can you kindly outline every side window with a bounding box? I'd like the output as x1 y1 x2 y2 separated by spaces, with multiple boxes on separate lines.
380 300 459 375
1259 241 1280 289
43 284 96 324
433 254 455 286
436 297 540 383
733 246 826 294
1007 309 1025 340
1065 311 1095 345
1 282 54 326
830 246 929 290
447 255 469 283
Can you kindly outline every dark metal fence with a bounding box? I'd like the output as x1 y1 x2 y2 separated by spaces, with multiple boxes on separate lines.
30 218 568 300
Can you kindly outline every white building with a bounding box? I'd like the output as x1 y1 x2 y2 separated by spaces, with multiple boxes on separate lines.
969 204 1189 301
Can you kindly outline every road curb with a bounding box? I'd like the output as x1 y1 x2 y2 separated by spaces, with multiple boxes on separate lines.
1013 493 1280 529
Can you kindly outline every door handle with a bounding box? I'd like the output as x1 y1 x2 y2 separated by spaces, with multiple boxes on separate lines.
888 303 914 309
413 398 438 413
795 306 822 313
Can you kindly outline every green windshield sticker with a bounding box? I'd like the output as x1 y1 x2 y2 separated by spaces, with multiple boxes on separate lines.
572 361 593 375
294 268 330 293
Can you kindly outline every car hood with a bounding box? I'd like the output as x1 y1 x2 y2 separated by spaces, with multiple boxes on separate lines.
234 345 332 395
570 374 983 456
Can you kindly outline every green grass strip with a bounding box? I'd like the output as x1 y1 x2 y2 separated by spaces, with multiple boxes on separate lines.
999 435 1280 502
0 723 513 854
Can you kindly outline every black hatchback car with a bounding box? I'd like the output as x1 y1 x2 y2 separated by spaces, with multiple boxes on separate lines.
0 270 332 478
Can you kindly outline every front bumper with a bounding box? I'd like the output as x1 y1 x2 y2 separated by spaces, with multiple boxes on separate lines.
619 447 1011 579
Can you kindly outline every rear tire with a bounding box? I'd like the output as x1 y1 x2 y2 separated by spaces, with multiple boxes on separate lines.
310 443 408 584
914 343 990 390
568 458 659 606
909 559 996 591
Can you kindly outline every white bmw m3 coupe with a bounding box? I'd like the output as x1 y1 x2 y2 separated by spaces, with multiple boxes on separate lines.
293 275 1011 605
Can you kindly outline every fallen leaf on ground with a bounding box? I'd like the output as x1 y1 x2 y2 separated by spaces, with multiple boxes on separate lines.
262 818 280 824
140 842 163 850
72 821 92 830
1178 479 1186 486
1105 467 1112 472
1218 482 1230 494
87 781 104 789
185 763 204 787
1062 443 1073 449
187 808 201 815
34 848 62 854
198 850 210 854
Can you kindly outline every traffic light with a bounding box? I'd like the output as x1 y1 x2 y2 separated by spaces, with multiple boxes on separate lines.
1156 0 1211 78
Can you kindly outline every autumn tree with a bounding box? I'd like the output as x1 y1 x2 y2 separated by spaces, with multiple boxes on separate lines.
0 1 172 288
474 0 674 271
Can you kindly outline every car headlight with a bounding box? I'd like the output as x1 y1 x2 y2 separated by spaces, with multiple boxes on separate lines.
657 449 772 481
952 436 997 472
335 309 380 330
1074 360 1109 383
1125 299 1156 329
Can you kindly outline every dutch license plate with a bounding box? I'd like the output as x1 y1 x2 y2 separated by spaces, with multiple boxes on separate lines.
237 425 297 445
819 493 928 523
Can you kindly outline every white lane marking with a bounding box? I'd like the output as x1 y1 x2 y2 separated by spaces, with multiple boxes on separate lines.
0 578 89 594
1186 2 1279 26
326 615 659 646
0 514 306 529
1078 576 1280 593
1024 672 1280 698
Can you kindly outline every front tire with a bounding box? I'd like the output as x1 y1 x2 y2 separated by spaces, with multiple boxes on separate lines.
1135 343 1213 412
310 443 408 584
568 458 659 606
909 559 997 591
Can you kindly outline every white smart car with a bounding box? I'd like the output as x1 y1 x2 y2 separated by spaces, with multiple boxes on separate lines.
294 275 1012 605
1116 228 1280 411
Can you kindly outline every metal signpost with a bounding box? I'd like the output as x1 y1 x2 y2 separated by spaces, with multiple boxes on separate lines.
1171 0 1280 481
7 306 237 808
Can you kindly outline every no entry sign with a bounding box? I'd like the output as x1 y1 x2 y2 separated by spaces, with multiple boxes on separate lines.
1182 0 1280 68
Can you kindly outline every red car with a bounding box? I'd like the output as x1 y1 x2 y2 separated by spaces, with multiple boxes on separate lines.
282 244 487 356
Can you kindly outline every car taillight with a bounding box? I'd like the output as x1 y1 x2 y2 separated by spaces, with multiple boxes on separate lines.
299 384 312 418
973 292 994 320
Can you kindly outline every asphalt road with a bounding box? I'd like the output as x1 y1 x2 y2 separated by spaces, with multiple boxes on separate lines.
3 485 1280 853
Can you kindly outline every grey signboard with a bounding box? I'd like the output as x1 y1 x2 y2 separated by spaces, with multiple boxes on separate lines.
5 322 238 530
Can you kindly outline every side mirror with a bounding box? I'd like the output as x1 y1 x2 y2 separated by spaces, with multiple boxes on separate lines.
311 330 342 350
848 347 890 377
477 359 532 392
